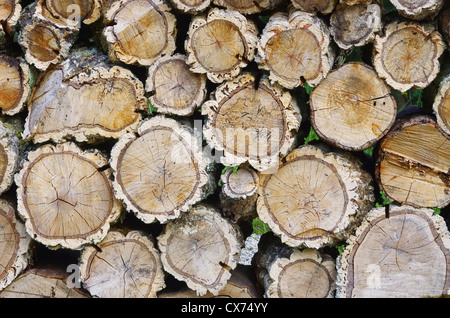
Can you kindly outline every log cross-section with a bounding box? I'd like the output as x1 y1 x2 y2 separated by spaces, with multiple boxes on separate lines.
110 116 212 224
15 142 122 250
433 75 450 137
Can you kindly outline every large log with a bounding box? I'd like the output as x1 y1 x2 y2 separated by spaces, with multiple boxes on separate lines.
185 8 258 83
202 73 301 172
373 21 445 92
22 49 147 144
110 116 213 224
256 144 375 248
310 62 397 151
375 115 450 209
0 200 31 291
256 9 334 89
102 0 177 66
389 0 444 21
157 204 243 296
336 205 450 298
15 142 122 250
79 230 165 298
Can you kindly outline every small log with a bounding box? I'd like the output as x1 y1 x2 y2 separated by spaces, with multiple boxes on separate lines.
212 0 284 15
15 142 122 250
390 0 444 21
0 119 20 195
185 8 258 83
256 10 334 89
16 2 78 71
433 74 450 136
257 144 375 248
159 265 262 298
330 3 381 50
219 164 259 223
145 54 207 117
255 234 336 298
0 268 90 298
336 205 450 298
102 0 177 66
38 0 103 28
23 49 147 144
110 116 213 224
0 200 31 291
168 0 210 14
0 55 34 116
80 230 165 298
202 73 301 172
157 204 243 296
375 115 450 209
0 0 21 35
289 0 337 15
373 21 445 92
310 62 397 151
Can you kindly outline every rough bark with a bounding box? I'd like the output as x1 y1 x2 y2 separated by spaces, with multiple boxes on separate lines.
330 2 381 50
336 205 450 298
145 54 207 116
0 200 31 291
0 268 89 298
110 116 213 224
433 74 450 137
102 0 177 66
0 119 20 196
256 144 375 248
202 73 301 172
168 0 211 14
157 204 243 296
80 230 165 298
390 0 444 21
0 0 21 35
185 8 258 83
213 0 285 15
23 48 147 144
219 164 259 223
310 62 397 151
256 10 334 89
373 21 445 92
375 115 450 209
15 142 122 250
289 0 337 15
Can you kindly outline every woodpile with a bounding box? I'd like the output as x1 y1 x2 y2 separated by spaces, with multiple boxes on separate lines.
0 0 449 300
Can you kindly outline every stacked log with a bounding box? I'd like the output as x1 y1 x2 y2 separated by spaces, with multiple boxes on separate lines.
0 0 448 301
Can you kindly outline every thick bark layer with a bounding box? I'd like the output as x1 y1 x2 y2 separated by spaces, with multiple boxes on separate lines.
390 0 444 21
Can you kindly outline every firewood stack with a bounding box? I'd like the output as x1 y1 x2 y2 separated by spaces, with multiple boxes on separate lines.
0 0 449 299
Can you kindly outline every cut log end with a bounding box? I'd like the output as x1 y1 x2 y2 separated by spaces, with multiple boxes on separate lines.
376 115 450 209
390 0 444 21
0 0 21 35
373 21 445 92
0 200 31 291
202 73 301 172
310 62 397 151
169 0 211 14
146 54 207 116
256 10 334 89
290 0 337 15
15 142 122 250
213 0 284 14
185 8 258 83
110 116 211 224
257 144 375 248
433 76 450 137
103 0 177 66
80 230 165 298
39 0 103 27
336 205 450 298
157 204 243 296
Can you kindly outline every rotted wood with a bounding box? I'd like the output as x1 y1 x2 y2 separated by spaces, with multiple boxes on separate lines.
22 48 147 144
336 205 450 298
157 204 243 296
103 0 177 66
80 230 165 298
310 62 397 151
375 115 450 209
202 73 301 172
185 8 258 83
15 142 123 250
256 144 375 248
256 9 334 89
